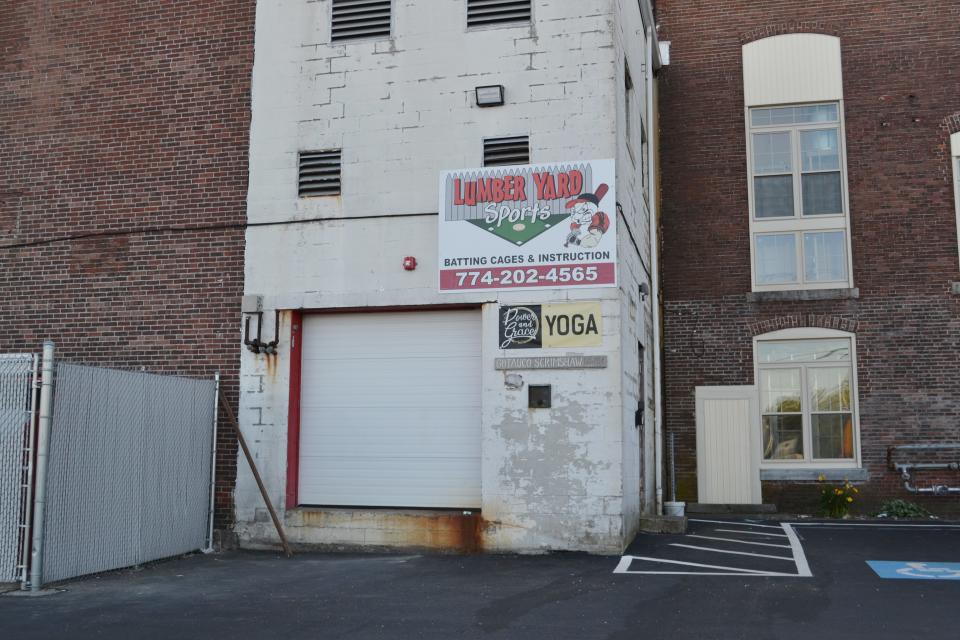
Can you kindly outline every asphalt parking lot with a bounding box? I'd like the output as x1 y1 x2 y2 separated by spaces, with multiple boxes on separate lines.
2 519 958 640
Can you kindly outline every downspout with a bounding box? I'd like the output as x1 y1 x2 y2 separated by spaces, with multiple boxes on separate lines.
645 24 664 516
29 341 55 592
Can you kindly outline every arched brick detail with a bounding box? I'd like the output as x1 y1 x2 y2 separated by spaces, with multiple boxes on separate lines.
739 22 842 45
943 112 960 135
749 314 859 336
936 113 959 181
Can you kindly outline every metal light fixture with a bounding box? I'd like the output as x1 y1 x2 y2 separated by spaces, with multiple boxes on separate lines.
638 282 650 300
475 85 505 107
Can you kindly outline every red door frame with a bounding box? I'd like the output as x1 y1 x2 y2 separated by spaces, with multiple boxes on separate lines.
285 310 303 509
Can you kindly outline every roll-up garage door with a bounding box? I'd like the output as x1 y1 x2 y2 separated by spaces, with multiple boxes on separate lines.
298 309 482 509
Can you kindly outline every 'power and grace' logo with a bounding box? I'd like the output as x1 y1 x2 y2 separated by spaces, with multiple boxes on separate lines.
499 306 541 349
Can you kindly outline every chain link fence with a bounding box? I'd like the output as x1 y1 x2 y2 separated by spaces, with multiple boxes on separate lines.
0 355 36 584
40 363 217 585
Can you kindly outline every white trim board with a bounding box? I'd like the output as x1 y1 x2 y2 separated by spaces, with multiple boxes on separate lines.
695 385 762 505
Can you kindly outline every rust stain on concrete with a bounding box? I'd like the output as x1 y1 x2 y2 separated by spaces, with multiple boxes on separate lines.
264 353 278 378
293 509 488 554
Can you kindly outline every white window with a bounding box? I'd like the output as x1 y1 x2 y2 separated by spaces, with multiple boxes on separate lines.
748 103 853 290
952 131 960 268
742 34 853 292
754 328 861 468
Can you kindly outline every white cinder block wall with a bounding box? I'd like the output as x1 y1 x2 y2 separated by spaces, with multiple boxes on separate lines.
236 0 659 554
613 0 656 547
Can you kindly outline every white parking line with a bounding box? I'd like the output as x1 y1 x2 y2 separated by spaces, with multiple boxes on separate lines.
713 528 788 538
686 534 792 549
613 570 799 576
688 519 783 529
669 543 795 561
782 524 812 577
613 555 796 577
618 519 960 578
790 522 960 529
617 521 809 577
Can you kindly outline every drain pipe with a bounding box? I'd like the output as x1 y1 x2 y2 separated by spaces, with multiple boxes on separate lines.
645 25 665 515
29 341 55 592
888 444 960 495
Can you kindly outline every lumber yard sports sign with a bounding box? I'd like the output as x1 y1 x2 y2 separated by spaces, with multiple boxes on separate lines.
438 160 616 292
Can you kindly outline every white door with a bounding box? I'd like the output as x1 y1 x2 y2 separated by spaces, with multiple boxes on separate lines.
299 310 482 509
695 386 762 505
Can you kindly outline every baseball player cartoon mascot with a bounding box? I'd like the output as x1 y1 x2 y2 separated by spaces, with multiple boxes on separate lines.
564 183 611 248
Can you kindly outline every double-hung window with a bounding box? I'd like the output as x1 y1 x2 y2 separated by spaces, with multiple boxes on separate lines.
755 330 860 467
742 33 853 292
749 103 853 290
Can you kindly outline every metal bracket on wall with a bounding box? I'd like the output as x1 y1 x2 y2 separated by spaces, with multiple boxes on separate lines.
244 309 279 355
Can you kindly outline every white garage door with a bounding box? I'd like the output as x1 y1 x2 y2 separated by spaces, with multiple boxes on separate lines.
299 310 482 509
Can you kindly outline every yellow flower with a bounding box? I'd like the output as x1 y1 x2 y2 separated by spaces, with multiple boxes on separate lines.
846 497 853 503
817 474 826 482
853 488 859 494
835 489 842 495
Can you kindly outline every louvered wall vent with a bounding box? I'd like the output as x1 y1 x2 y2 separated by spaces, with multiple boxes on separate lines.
483 136 530 167
298 150 342 197
331 0 392 42
467 0 532 28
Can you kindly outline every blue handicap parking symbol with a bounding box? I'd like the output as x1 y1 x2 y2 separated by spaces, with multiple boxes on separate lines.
867 561 960 580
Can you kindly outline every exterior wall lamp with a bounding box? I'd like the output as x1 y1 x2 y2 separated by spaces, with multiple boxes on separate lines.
475 85 505 107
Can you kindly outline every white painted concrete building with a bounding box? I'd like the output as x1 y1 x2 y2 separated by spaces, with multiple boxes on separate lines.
236 0 664 554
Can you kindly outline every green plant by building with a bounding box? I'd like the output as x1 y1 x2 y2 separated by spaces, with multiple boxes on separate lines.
818 476 858 518
876 499 930 519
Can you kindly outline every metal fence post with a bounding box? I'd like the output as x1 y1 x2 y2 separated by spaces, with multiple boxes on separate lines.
18 354 40 590
205 372 220 553
29 341 55 592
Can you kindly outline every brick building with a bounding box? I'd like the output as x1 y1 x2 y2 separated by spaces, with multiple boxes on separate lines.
5 0 957 559
0 2 255 532
656 1 960 512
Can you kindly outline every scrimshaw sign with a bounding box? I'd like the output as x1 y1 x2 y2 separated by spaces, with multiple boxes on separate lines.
438 160 616 292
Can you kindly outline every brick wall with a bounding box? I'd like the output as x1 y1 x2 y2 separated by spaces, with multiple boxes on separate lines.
0 2 255 529
656 1 960 513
